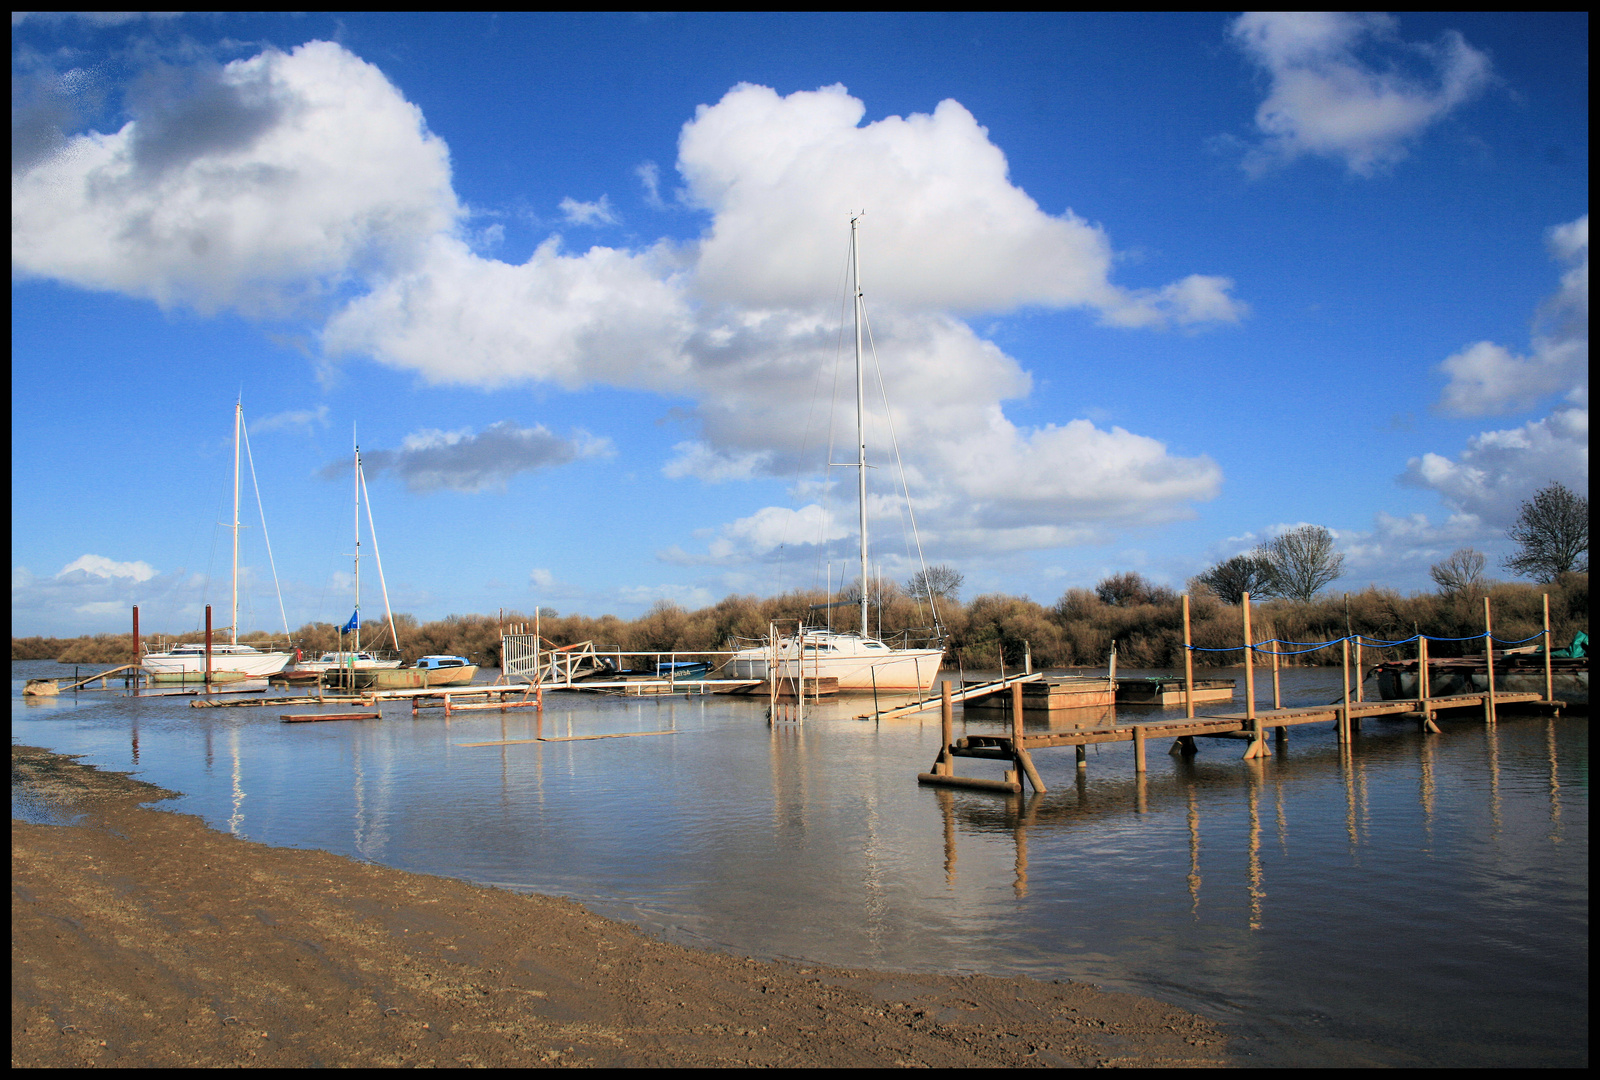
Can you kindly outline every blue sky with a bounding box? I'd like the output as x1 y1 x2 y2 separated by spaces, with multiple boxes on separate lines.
12 12 1589 638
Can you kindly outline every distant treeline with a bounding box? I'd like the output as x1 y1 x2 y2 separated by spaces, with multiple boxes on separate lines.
14 573 1588 670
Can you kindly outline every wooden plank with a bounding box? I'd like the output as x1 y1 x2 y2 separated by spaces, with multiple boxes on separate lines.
537 730 679 743
455 730 679 747
282 711 381 723
860 672 1043 721
439 700 542 713
916 772 1021 793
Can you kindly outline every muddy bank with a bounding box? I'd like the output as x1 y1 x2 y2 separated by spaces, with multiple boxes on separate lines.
12 744 1228 1067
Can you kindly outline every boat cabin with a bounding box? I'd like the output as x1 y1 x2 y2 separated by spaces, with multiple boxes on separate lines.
415 655 470 670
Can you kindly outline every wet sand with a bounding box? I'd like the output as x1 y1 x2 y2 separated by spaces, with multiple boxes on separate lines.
12 744 1228 1067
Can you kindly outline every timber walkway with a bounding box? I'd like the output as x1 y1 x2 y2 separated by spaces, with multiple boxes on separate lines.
920 589 1576 795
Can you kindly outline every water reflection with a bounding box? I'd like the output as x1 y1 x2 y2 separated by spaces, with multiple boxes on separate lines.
10 662 1588 1068
227 729 245 835
1546 720 1563 844
927 708 1578 951
1186 786 1202 918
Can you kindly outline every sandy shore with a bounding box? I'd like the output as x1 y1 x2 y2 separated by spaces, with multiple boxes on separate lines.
12 743 1229 1067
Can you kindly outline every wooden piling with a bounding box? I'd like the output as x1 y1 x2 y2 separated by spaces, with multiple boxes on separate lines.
940 681 954 776
1483 596 1497 726
1418 634 1438 733
1242 593 1256 724
1133 723 1146 773
205 605 213 688
1271 642 1281 710
1009 680 1047 791
1182 595 1195 720
1339 637 1351 741
1242 593 1266 756
1536 595 1548 704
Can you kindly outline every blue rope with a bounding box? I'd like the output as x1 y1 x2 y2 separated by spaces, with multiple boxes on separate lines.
1489 631 1548 645
1186 628 1549 652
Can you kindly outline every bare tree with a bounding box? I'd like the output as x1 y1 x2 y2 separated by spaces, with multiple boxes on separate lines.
1260 525 1345 602
1504 481 1589 582
904 564 964 604
1095 572 1144 607
1429 548 1487 595
1196 552 1275 605
1094 571 1176 607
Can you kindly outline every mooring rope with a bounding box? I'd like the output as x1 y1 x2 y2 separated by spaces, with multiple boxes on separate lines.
1187 628 1550 654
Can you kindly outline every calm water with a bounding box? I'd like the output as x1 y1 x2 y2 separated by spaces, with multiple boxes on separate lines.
12 661 1588 1067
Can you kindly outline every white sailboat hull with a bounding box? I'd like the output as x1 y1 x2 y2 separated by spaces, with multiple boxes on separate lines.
291 653 403 673
143 647 293 681
728 635 943 692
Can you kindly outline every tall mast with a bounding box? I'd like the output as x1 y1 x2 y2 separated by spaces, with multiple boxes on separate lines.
353 432 362 653
231 398 242 646
851 215 869 637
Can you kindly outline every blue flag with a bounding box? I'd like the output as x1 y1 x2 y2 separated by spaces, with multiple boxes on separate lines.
341 611 359 633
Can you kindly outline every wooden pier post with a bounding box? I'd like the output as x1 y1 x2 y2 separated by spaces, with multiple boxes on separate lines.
205 605 213 688
1339 637 1352 741
1354 636 1364 703
1483 596 1497 726
131 606 141 693
1241 593 1267 757
1271 642 1281 710
1009 681 1046 792
1134 723 1146 773
940 681 954 776
1242 593 1256 725
1543 593 1554 705
1182 595 1195 720
1418 634 1438 733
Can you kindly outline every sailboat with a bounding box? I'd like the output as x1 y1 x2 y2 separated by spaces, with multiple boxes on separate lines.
142 401 295 682
285 438 403 679
729 217 946 693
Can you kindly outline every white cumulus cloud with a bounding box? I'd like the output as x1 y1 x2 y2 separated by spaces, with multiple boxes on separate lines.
1435 216 1588 416
58 554 158 581
1231 12 1492 176
16 44 1238 564
1402 405 1588 526
12 40 458 316
559 195 618 225
1407 216 1589 526
680 83 1245 325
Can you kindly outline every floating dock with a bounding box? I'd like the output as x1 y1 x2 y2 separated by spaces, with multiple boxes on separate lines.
962 676 1115 713
1115 677 1235 706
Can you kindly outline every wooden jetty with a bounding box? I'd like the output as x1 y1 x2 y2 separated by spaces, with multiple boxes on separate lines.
920 591 1573 795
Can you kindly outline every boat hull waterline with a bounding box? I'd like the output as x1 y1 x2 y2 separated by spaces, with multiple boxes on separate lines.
142 645 292 681
729 636 943 693
351 665 479 690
